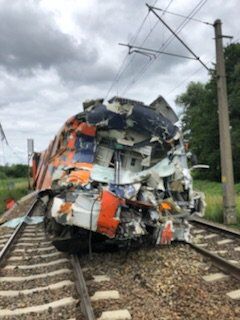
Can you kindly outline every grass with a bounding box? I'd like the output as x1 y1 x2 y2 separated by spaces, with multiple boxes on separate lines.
0 178 28 214
193 180 240 224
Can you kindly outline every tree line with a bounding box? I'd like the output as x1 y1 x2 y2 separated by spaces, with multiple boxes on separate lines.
176 42 240 181
0 164 28 179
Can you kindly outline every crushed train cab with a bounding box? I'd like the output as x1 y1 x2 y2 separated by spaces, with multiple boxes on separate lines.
33 96 205 252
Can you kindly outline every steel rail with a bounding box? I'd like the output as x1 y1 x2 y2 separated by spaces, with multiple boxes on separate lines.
190 216 240 238
0 198 39 265
71 254 95 320
189 242 240 281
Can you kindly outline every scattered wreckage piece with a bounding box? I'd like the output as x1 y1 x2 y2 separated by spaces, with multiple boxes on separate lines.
32 96 205 252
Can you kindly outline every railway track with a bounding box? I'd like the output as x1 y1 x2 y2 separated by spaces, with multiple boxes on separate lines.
0 194 239 319
0 197 132 320
189 217 240 300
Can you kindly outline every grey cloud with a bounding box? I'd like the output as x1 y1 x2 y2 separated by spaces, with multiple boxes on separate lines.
0 0 205 88
0 0 100 82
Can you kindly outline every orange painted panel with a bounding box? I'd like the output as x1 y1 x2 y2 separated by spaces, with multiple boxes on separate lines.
41 168 52 189
77 122 96 136
97 190 121 238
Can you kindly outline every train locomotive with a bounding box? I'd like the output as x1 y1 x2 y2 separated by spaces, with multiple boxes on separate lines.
33 96 205 252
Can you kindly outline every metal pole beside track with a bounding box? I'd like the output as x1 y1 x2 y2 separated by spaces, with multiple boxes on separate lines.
214 19 237 224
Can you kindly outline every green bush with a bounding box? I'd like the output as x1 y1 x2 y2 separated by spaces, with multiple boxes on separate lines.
0 164 29 178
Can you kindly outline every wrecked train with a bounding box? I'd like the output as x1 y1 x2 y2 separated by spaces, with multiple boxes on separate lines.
33 96 205 252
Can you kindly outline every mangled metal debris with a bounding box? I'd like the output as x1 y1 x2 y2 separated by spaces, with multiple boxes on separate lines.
33 96 205 252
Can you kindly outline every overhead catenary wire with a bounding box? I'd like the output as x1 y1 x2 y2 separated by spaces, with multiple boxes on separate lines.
104 0 159 101
166 36 240 96
139 0 175 49
147 3 210 71
121 0 209 96
0 122 25 164
122 0 209 95
166 57 214 97
151 6 213 26
119 43 197 60
165 35 240 97
104 0 175 101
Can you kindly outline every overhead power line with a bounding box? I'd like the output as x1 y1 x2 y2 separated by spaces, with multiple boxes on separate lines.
104 0 175 100
147 4 210 71
166 36 240 97
121 0 209 95
0 122 25 163
151 6 213 26
104 0 159 100
119 43 197 60
166 57 214 97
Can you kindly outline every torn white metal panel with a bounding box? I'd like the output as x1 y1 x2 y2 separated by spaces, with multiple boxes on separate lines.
149 158 175 178
91 157 175 185
150 95 179 124
148 174 165 190
117 138 134 147
51 197 64 218
121 157 175 185
106 101 133 115
71 194 100 231
95 146 114 167
119 170 151 185
133 145 152 156
122 152 142 172
91 164 115 183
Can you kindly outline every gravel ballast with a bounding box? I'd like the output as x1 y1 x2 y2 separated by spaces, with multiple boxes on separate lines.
81 244 240 320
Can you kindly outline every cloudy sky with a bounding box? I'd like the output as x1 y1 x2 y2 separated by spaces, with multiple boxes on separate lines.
0 0 239 164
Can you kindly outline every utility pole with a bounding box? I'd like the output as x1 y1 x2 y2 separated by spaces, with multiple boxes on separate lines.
214 19 237 224
27 139 34 190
